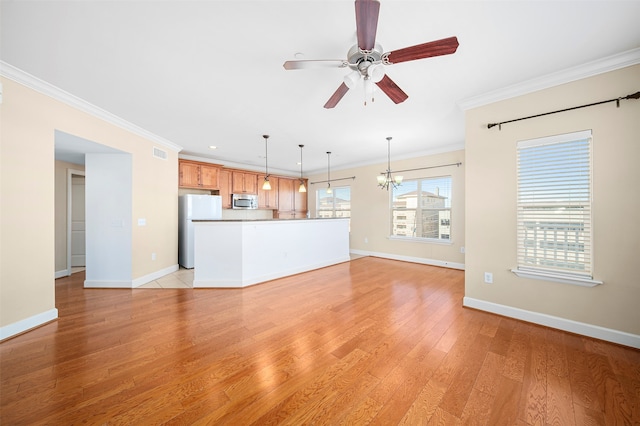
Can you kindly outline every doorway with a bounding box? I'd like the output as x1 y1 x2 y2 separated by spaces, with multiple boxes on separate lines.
68 171 86 273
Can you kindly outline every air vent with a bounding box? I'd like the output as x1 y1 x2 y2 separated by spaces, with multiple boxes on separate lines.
153 146 167 160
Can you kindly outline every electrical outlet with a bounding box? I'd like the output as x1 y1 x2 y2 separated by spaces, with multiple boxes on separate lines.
364 237 368 244
484 272 493 284
460 246 465 254
151 253 156 261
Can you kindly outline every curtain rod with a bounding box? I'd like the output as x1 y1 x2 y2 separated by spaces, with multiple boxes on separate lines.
487 90 640 130
310 176 356 185
385 162 462 174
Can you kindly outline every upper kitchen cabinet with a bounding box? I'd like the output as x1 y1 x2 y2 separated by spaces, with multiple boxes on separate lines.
276 177 308 219
277 177 294 215
294 180 308 214
232 171 258 194
257 174 278 209
179 160 221 190
219 169 232 208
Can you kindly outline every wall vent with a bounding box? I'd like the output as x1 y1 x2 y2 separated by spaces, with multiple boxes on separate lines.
153 146 168 160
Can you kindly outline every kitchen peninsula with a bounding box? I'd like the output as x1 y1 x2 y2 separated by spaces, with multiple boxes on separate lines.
192 218 350 288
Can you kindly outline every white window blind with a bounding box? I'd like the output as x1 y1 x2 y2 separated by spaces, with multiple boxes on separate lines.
516 130 593 279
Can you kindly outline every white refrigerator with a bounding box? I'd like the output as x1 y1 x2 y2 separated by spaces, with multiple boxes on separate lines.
178 194 222 268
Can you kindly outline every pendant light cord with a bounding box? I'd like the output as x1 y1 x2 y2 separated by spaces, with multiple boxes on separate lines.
263 135 269 177
327 152 332 191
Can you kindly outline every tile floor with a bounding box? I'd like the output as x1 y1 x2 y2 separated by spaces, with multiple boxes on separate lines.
138 267 194 289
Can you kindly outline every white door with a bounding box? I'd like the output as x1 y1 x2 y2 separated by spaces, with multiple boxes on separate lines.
71 175 86 267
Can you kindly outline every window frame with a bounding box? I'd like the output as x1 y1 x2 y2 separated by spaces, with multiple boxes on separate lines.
511 130 602 287
389 175 453 244
315 185 351 220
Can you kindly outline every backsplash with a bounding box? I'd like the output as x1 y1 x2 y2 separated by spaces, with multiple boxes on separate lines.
221 209 274 220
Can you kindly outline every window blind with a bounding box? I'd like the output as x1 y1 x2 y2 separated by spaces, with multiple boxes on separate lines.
516 130 592 278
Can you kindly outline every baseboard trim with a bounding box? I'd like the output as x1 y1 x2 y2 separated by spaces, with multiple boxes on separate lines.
0 308 59 341
463 297 640 349
350 249 464 270
132 264 179 288
54 269 69 279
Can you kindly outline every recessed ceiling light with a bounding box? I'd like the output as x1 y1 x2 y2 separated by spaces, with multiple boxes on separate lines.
209 145 217 150
294 52 305 59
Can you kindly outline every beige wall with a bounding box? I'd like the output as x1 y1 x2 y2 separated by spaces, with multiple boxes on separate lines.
1 77 179 331
308 149 465 268
54 160 85 273
464 64 640 335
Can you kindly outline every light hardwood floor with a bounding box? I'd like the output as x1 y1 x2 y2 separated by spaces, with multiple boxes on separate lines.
1 257 638 424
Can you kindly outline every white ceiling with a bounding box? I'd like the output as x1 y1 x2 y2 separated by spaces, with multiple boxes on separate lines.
2 1 639 175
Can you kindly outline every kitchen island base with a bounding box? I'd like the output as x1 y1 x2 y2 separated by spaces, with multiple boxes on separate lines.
193 218 350 288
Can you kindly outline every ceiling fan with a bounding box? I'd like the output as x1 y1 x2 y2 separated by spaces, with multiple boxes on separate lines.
283 0 459 109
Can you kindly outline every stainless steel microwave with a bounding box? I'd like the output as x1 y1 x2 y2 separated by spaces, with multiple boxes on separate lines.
232 193 258 209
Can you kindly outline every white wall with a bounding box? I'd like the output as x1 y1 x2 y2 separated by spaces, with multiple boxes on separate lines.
307 149 465 269
464 64 640 347
0 72 179 340
85 153 133 287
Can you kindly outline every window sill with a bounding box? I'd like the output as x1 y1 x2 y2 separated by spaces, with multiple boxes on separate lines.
389 235 453 245
510 269 603 287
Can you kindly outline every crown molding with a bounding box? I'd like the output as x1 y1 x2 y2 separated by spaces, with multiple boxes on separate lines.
458 48 640 111
0 61 182 152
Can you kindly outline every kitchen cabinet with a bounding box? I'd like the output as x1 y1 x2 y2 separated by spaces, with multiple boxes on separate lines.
179 160 220 189
179 161 200 188
232 171 258 194
294 181 308 214
257 174 278 209
277 177 308 219
218 170 232 208
277 177 294 215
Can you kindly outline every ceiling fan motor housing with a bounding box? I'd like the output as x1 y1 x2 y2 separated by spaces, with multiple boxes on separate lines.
347 43 384 76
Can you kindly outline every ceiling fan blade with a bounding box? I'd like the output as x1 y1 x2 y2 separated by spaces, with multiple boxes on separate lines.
355 0 380 51
324 83 350 109
375 75 408 104
385 36 459 65
283 60 347 70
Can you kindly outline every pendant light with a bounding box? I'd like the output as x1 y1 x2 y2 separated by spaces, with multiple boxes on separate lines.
377 136 402 190
298 144 306 193
262 134 271 190
326 151 333 194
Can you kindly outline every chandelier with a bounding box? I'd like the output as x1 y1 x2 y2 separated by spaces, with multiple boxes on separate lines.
377 137 402 190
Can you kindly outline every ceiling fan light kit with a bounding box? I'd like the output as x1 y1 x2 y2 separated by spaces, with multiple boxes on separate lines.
283 0 459 108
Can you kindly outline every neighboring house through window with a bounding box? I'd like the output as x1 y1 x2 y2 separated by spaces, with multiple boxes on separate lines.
317 186 351 220
391 176 452 242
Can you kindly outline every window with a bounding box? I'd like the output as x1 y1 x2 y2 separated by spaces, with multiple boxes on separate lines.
391 176 452 242
316 186 351 220
514 130 598 284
